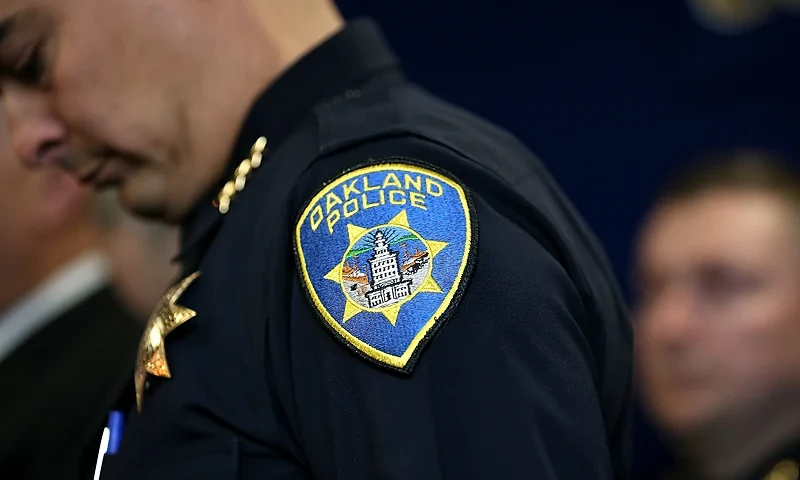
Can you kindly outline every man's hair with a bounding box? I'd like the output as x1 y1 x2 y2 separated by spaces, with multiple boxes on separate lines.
658 149 800 210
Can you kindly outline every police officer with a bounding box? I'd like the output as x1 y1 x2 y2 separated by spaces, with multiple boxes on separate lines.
636 151 800 480
0 1 632 478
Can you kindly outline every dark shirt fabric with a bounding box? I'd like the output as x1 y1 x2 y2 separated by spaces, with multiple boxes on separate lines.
0 286 142 480
101 18 633 480
662 440 800 480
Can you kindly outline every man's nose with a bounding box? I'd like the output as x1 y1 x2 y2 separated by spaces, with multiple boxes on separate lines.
644 291 698 349
2 84 69 168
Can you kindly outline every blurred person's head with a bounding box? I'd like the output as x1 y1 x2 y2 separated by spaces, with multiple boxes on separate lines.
94 191 179 319
0 0 343 222
635 150 800 478
0 113 99 312
687 0 799 33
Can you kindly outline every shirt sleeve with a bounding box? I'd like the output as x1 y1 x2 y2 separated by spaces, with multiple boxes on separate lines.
289 186 614 479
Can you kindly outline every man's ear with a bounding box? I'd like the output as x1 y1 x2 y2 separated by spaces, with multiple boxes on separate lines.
33 167 92 234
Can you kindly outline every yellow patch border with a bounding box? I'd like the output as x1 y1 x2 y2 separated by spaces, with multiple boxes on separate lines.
294 161 473 370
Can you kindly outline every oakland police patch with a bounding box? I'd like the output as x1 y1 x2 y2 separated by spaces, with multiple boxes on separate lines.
294 158 477 373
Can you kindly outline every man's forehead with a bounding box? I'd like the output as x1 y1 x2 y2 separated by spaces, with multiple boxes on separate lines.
639 197 792 269
654 192 789 237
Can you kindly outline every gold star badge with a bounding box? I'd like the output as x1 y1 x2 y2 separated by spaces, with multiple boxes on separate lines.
134 271 200 412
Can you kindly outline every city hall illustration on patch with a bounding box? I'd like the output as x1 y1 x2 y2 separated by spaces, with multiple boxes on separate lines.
342 228 420 309
324 214 448 326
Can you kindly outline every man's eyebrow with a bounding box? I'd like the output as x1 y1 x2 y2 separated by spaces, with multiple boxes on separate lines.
0 13 20 47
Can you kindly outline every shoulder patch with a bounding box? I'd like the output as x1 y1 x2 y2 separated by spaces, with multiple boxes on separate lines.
294 158 477 374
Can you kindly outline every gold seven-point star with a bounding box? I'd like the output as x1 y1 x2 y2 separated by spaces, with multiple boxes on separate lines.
134 271 200 412
324 210 447 326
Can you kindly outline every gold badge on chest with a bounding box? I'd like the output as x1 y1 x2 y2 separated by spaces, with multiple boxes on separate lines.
134 271 201 412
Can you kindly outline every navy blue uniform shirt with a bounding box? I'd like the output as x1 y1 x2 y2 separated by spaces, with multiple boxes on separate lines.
664 440 800 480
100 19 632 480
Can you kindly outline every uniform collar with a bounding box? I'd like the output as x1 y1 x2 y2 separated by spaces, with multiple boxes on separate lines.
176 17 400 269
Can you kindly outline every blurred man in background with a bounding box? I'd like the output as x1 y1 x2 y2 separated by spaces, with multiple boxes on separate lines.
635 151 800 479
0 121 141 479
687 0 799 33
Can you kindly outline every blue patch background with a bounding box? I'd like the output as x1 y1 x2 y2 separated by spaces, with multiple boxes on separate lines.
297 166 469 358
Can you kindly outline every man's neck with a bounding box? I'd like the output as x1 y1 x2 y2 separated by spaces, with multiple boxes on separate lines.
682 408 800 479
246 0 344 71
168 0 344 222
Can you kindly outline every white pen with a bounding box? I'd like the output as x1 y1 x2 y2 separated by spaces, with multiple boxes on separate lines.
93 427 110 480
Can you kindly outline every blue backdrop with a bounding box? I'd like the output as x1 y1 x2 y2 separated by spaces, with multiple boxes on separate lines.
338 1 800 476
